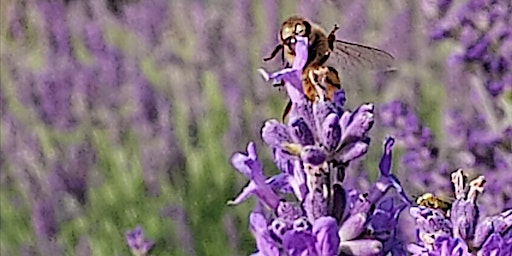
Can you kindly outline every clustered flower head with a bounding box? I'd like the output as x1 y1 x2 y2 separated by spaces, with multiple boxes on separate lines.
230 36 410 255
425 0 512 96
408 169 512 255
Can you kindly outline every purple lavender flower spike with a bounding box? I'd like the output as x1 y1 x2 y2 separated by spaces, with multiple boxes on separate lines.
426 0 512 97
232 23 411 255
312 217 339 256
125 226 154 256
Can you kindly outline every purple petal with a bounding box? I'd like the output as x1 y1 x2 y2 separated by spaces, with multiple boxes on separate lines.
332 89 346 110
270 218 288 240
336 140 370 163
258 36 309 105
321 113 341 152
250 212 281 256
231 142 260 178
267 173 293 194
338 213 367 241
230 142 280 209
300 146 327 166
339 103 374 145
379 137 395 176
262 120 292 148
312 217 340 256
228 181 259 205
289 117 315 146
277 201 304 221
432 236 471 256
304 190 328 222
474 209 512 247
282 230 316 256
450 200 478 240
291 36 309 69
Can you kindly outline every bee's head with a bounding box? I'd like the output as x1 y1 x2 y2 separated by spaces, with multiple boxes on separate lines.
280 16 311 44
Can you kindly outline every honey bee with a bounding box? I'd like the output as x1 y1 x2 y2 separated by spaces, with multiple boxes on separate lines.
264 16 395 119
416 193 453 216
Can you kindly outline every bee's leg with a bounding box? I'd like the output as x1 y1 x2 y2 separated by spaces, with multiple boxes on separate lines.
272 63 290 90
272 80 285 88
325 67 341 101
263 44 284 62
281 49 285 66
281 99 292 122
328 24 339 50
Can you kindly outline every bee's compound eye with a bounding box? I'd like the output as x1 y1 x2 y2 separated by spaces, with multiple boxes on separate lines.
281 27 293 40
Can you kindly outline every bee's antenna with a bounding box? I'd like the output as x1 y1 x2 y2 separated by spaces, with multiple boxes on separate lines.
328 24 339 50
263 44 284 62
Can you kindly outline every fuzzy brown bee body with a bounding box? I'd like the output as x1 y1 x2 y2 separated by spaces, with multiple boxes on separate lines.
302 65 341 101
264 16 395 118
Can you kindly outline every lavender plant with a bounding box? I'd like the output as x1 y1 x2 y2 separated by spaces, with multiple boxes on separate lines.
229 36 410 255
2 0 511 255
378 0 512 218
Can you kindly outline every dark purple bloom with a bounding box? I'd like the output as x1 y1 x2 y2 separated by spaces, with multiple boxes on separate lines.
125 226 154 256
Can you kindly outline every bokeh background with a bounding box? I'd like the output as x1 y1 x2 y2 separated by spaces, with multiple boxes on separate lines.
1 0 511 255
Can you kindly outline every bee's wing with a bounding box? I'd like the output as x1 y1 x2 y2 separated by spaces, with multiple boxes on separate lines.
326 40 395 72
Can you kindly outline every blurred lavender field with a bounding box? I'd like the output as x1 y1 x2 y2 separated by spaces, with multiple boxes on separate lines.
1 0 511 255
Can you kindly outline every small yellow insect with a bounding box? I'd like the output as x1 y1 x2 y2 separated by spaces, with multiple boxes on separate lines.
416 193 453 215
